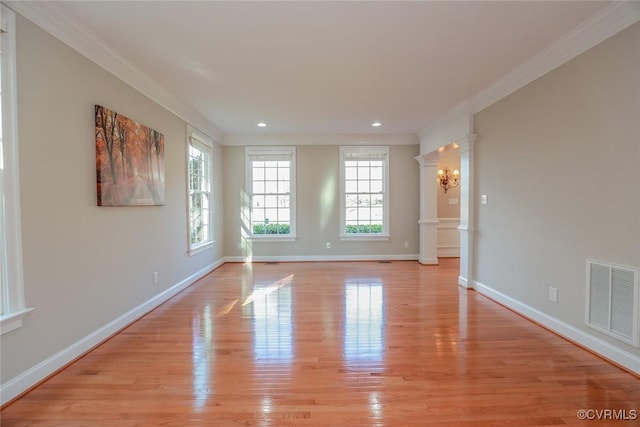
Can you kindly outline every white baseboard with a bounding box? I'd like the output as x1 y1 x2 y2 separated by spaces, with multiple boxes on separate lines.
472 280 640 375
437 247 460 257
0 259 224 406
224 254 419 263
458 276 469 288
418 257 439 265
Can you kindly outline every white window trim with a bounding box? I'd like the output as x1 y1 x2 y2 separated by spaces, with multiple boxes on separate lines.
186 125 214 256
246 146 297 242
339 146 390 241
1 6 33 335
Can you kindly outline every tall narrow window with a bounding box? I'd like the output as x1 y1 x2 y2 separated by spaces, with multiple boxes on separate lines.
187 126 214 254
340 146 389 240
246 147 296 241
1 7 32 334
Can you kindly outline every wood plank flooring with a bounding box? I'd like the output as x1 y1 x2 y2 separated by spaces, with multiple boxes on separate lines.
2 259 639 426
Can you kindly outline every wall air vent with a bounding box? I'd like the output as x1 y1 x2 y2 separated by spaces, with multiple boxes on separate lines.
586 259 639 347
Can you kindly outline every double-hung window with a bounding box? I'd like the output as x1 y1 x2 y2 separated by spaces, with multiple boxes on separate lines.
1 6 32 335
246 147 296 241
340 146 389 240
187 126 214 254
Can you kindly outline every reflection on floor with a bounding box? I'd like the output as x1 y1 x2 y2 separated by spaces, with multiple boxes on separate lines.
344 279 384 369
2 259 639 427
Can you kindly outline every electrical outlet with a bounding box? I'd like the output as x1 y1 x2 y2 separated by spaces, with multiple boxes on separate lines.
326 242 331 249
404 241 409 248
153 272 159 285
481 194 488 205
549 286 558 303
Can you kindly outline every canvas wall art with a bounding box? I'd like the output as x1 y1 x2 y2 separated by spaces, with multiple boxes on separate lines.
95 105 165 206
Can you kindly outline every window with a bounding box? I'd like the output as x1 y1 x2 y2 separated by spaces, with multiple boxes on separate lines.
187 126 214 255
246 147 296 241
340 146 389 240
1 6 32 335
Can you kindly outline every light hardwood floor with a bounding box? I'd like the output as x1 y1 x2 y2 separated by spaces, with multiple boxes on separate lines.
2 259 639 426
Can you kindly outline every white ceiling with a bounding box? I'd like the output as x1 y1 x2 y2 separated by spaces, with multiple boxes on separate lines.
13 1 616 137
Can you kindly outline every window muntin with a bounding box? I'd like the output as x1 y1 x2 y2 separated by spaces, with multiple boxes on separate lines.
251 160 291 235
246 147 296 240
345 160 385 234
340 146 389 239
187 127 214 254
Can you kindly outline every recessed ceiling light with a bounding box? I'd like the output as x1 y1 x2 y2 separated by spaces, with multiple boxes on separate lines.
257 122 267 127
372 122 382 127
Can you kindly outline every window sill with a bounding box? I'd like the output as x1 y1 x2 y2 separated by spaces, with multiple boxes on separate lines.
340 234 390 242
0 307 35 336
188 241 215 256
250 235 297 243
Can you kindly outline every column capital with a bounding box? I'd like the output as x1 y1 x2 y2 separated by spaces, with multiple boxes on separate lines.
414 151 440 167
455 134 477 152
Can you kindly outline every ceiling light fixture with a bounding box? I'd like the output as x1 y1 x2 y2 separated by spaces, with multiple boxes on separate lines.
257 122 267 127
371 122 382 127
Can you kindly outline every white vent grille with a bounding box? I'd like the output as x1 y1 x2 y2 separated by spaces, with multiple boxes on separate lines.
586 260 639 347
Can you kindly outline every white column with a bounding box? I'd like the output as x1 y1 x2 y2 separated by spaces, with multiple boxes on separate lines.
456 134 477 287
414 152 440 265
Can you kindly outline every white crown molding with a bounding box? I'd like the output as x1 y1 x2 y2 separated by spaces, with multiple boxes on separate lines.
223 133 419 146
427 1 640 140
419 101 472 141
414 152 440 166
7 1 223 143
10 1 638 147
471 1 640 114
455 133 477 152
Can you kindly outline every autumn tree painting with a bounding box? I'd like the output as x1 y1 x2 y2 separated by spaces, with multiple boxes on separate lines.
95 105 165 206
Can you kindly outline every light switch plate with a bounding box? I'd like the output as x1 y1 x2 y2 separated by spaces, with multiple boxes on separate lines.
481 194 488 205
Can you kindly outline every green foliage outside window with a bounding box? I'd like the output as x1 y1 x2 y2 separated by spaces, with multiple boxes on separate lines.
253 223 291 235
345 224 383 234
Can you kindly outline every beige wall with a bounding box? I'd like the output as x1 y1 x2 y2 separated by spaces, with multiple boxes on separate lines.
1 16 225 383
223 143 420 259
474 22 640 355
5 2 637 397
